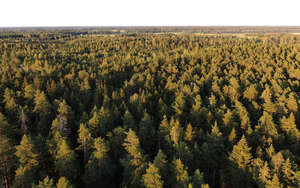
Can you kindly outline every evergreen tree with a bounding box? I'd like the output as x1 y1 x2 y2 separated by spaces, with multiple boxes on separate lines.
83 137 113 187
33 90 50 115
54 139 77 181
192 169 205 187
77 123 93 163
229 135 253 187
266 174 282 188
138 112 156 154
170 118 182 146
56 177 73 188
123 109 136 130
0 135 15 188
258 162 271 187
121 129 146 187
32 176 55 188
243 84 258 101
184 123 195 142
172 159 189 188
0 113 15 140
142 163 164 188
280 113 299 140
88 110 100 137
281 158 297 187
14 135 39 188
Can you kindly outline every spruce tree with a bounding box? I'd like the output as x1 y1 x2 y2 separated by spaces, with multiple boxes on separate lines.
229 135 253 187
32 176 55 188
83 137 113 187
184 123 195 142
0 135 15 188
56 177 73 188
172 159 189 188
121 129 146 187
153 149 168 177
77 123 93 163
54 139 77 181
142 163 164 188
14 135 39 188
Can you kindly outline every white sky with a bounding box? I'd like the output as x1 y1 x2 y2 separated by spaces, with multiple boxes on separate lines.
1 0 300 27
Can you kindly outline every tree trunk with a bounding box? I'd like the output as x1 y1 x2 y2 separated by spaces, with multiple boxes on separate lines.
219 169 226 188
2 176 9 188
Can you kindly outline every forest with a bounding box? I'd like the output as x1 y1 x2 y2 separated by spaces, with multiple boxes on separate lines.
0 30 299 188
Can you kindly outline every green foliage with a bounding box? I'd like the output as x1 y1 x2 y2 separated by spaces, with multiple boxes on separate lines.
0 135 15 188
0 31 299 187
172 159 190 188
142 163 164 188
14 135 39 188
54 139 77 181
32 176 55 188
229 135 252 170
56 177 73 188
83 137 113 187
77 123 93 162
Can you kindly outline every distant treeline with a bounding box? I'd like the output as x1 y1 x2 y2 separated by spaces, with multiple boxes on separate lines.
2 26 300 35
0 31 299 188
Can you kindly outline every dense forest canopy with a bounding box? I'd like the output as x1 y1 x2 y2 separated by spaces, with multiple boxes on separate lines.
0 29 299 188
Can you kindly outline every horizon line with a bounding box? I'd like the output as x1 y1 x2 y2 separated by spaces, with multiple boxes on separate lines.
1 25 300 28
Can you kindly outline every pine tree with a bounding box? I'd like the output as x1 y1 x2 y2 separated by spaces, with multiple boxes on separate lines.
192 169 205 187
281 158 297 186
172 159 189 188
228 128 237 144
138 112 156 154
265 144 275 159
170 118 182 146
24 84 35 99
57 100 71 116
229 135 252 170
0 135 15 188
263 100 277 114
255 111 278 139
235 100 250 130
223 109 233 127
52 100 72 137
14 135 39 188
88 110 100 136
280 113 299 140
258 162 271 187
229 135 253 186
32 176 55 188
286 93 298 112
123 109 136 130
153 149 168 184
173 92 186 117
158 115 170 146
270 152 284 174
54 139 77 181
243 84 258 101
121 129 146 187
142 163 164 188
3 88 19 112
123 129 144 166
33 90 50 115
261 85 272 102
266 174 282 188
184 123 195 142
56 177 73 188
83 137 113 187
0 113 15 139
77 123 93 163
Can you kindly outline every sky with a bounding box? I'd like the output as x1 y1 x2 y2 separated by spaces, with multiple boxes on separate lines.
1 0 300 27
